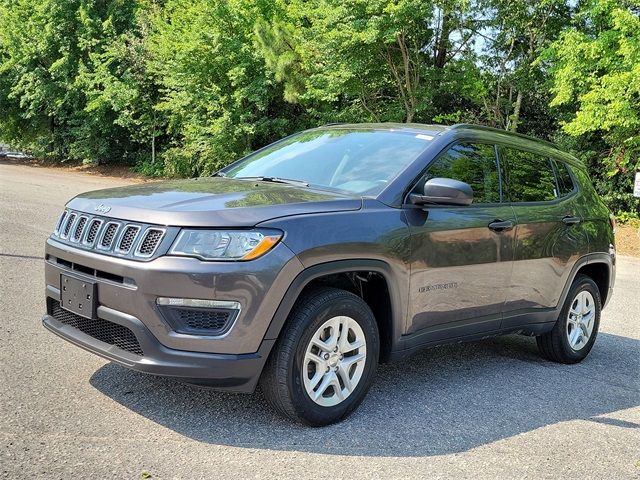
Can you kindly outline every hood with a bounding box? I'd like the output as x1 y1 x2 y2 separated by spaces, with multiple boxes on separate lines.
67 177 362 227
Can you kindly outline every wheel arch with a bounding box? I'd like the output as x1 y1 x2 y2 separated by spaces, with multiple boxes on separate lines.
574 260 612 306
559 253 614 310
262 259 405 363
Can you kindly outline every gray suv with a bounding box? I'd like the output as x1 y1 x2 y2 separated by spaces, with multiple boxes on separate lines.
43 123 616 426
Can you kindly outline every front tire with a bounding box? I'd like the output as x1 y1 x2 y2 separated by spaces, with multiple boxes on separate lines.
536 274 601 363
260 287 379 426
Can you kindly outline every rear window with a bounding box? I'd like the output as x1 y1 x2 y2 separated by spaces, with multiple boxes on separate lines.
500 147 557 203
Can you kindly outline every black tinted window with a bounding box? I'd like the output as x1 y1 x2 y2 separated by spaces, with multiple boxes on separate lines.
418 143 501 204
501 147 557 202
553 160 575 196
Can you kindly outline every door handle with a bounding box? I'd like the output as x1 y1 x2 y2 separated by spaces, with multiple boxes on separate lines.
562 215 581 225
488 219 514 232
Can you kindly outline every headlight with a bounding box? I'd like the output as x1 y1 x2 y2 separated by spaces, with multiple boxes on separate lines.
169 229 282 261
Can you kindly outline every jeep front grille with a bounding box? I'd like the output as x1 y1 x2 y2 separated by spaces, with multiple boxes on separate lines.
50 209 169 261
100 222 119 249
84 219 102 245
55 211 68 234
62 213 76 238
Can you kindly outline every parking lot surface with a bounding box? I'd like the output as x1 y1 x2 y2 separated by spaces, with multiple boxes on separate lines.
1 160 638 479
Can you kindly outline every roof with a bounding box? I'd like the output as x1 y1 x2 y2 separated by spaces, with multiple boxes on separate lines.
318 122 583 168
318 122 447 135
447 123 558 148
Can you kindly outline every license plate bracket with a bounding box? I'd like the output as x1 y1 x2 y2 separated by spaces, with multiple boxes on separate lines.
60 274 97 319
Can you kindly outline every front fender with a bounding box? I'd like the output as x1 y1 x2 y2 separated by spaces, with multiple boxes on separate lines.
262 259 407 355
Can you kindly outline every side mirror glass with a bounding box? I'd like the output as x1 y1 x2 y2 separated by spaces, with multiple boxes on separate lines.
409 177 473 206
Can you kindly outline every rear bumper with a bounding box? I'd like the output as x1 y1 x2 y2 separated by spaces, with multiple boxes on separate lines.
42 302 275 392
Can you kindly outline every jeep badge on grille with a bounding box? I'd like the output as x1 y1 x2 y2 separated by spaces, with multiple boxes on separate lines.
94 203 111 214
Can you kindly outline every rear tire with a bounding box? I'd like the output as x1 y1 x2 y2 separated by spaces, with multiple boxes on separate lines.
260 287 379 426
536 274 601 364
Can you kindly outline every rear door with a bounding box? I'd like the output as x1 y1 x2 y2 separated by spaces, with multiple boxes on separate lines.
499 146 589 328
405 142 516 341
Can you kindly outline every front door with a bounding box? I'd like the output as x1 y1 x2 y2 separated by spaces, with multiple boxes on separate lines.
405 142 515 342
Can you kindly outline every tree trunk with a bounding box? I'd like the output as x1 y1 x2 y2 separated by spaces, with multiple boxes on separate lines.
434 11 451 69
510 90 523 132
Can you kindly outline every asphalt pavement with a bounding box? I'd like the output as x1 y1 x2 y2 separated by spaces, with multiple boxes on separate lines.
1 160 639 479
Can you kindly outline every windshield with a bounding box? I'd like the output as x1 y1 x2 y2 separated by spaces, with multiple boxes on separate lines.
221 129 434 195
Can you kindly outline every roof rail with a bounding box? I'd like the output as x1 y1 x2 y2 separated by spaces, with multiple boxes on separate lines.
448 123 558 149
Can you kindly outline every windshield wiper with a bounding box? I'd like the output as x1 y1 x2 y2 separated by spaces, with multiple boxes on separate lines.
235 176 309 187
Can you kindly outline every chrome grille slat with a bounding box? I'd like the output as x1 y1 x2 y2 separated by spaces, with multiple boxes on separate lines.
71 216 88 242
51 209 168 260
55 211 68 235
83 219 103 246
99 222 120 250
61 213 77 239
136 228 165 258
116 225 140 254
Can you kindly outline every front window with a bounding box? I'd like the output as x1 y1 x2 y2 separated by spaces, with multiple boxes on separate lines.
221 129 435 195
413 142 502 204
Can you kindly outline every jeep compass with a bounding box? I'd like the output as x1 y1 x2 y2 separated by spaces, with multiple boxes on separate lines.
43 123 616 426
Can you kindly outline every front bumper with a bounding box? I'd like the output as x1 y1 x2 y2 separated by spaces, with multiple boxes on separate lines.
42 299 275 392
43 236 304 390
44 237 303 354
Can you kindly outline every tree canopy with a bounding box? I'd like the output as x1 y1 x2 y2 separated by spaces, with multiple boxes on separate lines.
0 0 638 215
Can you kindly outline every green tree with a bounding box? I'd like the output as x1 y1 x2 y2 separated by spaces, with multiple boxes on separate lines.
479 0 571 133
546 0 639 214
145 0 302 176
0 0 151 163
254 0 486 124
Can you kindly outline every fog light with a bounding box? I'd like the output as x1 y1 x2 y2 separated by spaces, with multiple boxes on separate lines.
156 297 241 336
156 297 240 310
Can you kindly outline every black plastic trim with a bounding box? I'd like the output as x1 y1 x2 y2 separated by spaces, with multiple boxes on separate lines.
43 304 273 393
262 259 405 356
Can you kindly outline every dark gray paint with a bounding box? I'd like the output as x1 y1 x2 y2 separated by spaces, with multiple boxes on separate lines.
68 177 362 227
42 123 616 391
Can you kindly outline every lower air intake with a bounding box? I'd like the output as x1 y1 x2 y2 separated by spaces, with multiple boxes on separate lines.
47 298 144 356
158 306 237 336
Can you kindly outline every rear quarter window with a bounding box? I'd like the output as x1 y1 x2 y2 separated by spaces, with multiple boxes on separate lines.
553 160 576 197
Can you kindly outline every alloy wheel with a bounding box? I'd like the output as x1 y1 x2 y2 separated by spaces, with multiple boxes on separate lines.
302 316 367 407
566 290 595 351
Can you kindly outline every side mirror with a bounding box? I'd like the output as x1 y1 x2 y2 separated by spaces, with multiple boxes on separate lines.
409 177 473 206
